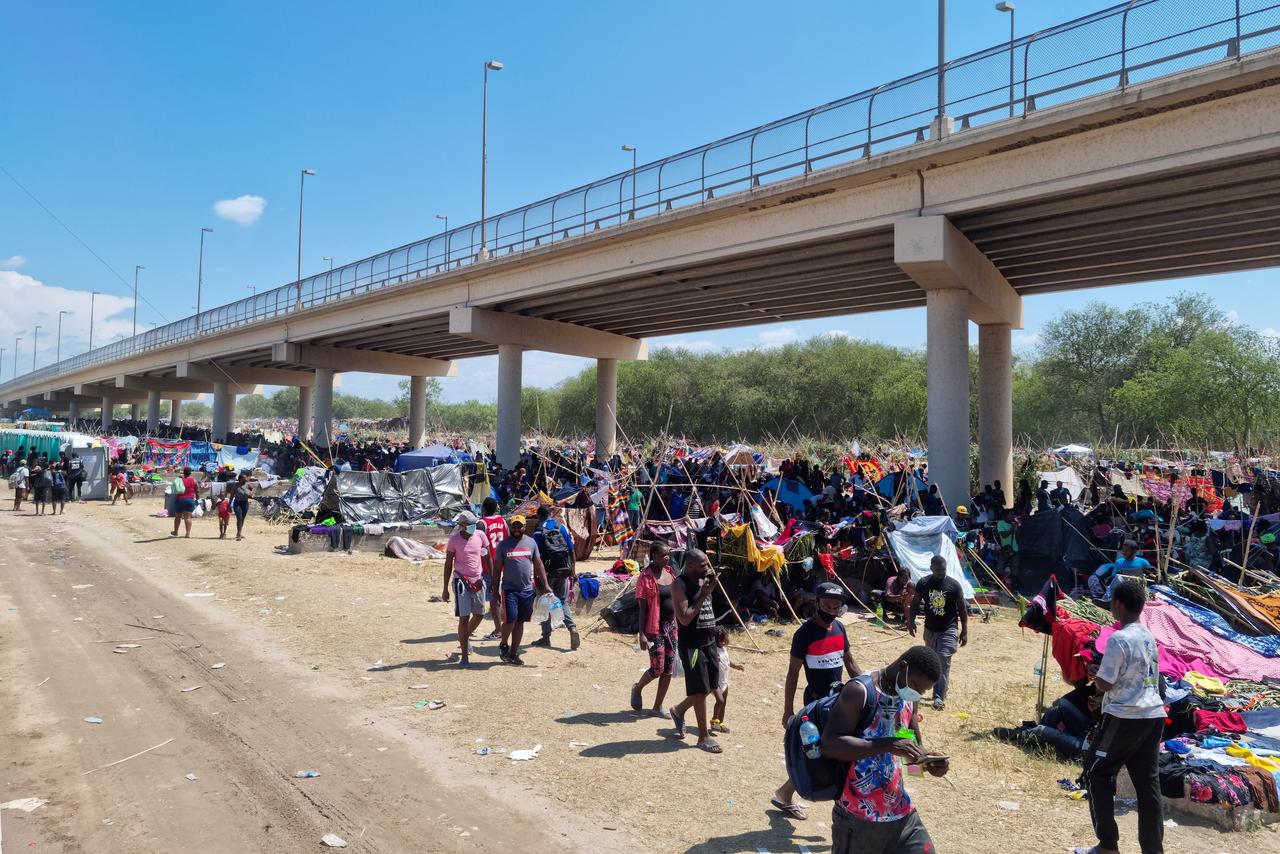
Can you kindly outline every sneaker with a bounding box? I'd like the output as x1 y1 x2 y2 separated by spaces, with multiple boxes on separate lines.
569 630 581 651
483 631 501 641
499 641 510 658
509 655 525 666
530 637 552 648
933 698 946 710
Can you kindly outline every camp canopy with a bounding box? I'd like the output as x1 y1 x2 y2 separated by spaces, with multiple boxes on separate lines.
886 515 975 599
0 428 97 459
1037 467 1087 501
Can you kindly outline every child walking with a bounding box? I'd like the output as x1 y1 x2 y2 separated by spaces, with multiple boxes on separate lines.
216 497 232 538
711 625 744 734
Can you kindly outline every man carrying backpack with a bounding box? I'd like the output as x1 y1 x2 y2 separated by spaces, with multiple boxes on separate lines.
773 582 863 821
530 505 580 651
66 452 86 501
820 645 947 854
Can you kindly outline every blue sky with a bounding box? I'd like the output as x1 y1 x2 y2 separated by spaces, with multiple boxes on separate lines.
1 1 1275 402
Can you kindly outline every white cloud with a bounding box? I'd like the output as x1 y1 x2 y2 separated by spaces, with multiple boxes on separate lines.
1225 308 1240 324
756 327 798 348
0 271 134 372
820 329 852 339
656 337 716 352
1263 328 1279 339
1012 331 1042 350
0 254 26 270
213 194 267 226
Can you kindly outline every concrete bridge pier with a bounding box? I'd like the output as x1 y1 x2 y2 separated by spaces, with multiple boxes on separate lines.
895 216 1022 515
595 358 618 459
211 382 235 442
496 345 523 469
170 398 182 427
312 368 334 446
67 400 80 424
297 385 313 440
130 404 140 422
146 390 162 434
408 375 428 449
100 395 114 431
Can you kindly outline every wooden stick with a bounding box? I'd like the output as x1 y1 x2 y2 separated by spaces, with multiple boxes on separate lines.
772 567 801 623
714 571 763 652
81 737 175 776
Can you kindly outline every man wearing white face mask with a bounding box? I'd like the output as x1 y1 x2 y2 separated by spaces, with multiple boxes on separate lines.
441 510 494 668
771 582 864 821
821 646 947 854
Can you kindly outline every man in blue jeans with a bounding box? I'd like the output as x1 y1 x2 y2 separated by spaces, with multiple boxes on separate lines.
530 505 581 650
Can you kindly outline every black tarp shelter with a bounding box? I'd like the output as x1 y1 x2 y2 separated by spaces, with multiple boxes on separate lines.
318 465 466 524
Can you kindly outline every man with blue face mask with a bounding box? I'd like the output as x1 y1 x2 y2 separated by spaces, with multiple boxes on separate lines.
441 510 494 668
821 646 947 854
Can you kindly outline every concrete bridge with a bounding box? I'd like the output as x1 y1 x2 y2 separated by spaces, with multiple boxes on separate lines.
3 0 1280 509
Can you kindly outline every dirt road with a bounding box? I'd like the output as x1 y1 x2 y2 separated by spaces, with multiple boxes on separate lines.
0 508 621 853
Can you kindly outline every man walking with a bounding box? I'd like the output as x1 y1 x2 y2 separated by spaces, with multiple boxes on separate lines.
1074 580 1166 854
441 510 493 668
530 505 580 651
11 458 29 512
907 555 967 710
772 581 863 821
478 497 509 641
496 516 548 666
669 548 723 754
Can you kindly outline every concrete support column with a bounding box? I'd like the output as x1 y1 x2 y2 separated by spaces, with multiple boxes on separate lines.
408 375 428 449
67 400 80 425
297 384 313 440
312 368 334 446
978 324 1014 506
496 344 523 469
146 390 162 435
130 403 140 422
100 395 114 429
169 398 182 426
925 288 971 514
211 382 231 442
595 358 618 459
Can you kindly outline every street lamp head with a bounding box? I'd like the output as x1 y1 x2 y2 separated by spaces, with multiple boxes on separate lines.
485 60 504 71
302 169 317 176
621 145 636 152
996 2 1014 11
323 256 333 261
136 264 145 270
436 213 447 221
202 227 213 233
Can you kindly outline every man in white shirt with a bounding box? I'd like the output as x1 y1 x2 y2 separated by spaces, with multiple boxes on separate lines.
12 462 29 511
1074 580 1165 854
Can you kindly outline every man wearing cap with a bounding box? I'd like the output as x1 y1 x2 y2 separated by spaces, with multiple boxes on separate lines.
441 511 493 668
496 515 549 666
772 582 863 821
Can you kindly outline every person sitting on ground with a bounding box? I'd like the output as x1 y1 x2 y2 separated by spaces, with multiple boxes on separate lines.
879 566 915 620
741 573 782 621
669 548 723 754
993 680 1099 758
1051 480 1073 508
631 542 676 718
710 625 742 735
1087 540 1153 600
821 645 948 854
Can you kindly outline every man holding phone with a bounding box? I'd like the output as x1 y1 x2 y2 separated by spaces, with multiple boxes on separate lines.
668 548 723 754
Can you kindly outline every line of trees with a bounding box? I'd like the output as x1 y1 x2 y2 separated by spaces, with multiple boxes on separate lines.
204 291 1280 451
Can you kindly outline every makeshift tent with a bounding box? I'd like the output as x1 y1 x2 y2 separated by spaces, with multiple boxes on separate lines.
394 444 461 471
216 445 261 472
0 428 97 459
318 465 466 524
145 439 191 467
761 476 816 509
876 469 928 502
1013 505 1095 594
1051 444 1093 456
886 516 975 599
280 466 330 513
1037 467 1087 501
723 444 763 468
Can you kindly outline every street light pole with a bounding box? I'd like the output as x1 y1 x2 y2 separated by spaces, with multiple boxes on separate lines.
247 284 257 296
0 349 6 381
89 293 98 350
13 339 20 378
32 326 40 371
479 59 503 260
621 145 637 219
997 2 1016 117
197 227 213 332
937 0 947 126
132 264 145 336
57 310 69 363
296 168 317 306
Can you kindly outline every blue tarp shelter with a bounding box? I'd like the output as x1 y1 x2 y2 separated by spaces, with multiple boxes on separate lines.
395 444 461 472
761 476 816 509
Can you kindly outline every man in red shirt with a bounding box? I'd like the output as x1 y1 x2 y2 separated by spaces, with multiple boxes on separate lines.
478 496 509 641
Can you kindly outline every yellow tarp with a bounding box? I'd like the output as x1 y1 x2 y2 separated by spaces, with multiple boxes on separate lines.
721 523 786 574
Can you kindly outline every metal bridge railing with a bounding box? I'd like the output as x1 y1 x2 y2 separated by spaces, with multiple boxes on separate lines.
5 0 1278 398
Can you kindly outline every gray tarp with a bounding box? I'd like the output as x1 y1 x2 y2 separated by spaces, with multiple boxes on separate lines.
280 466 330 513
319 465 466 524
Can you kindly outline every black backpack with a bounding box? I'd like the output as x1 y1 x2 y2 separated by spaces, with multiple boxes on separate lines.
784 673 882 801
538 524 572 572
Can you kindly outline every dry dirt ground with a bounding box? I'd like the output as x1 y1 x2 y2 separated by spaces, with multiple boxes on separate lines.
1 496 1273 853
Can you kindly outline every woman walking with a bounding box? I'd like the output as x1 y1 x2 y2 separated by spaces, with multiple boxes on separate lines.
170 466 198 538
229 472 253 540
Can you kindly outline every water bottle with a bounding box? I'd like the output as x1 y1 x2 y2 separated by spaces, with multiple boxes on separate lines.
799 715 822 759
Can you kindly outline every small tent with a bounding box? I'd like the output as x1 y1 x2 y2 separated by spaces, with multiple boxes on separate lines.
1037 467 1087 502
886 516 975 599
395 444 461 472
761 476 816 509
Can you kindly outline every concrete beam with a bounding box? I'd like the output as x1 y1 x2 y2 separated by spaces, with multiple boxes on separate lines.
176 362 316 389
271 342 457 377
449 306 648 361
893 216 1022 328
113 374 215 394
70 384 152 404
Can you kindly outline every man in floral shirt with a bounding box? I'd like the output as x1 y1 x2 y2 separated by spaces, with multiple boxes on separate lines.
820 646 947 854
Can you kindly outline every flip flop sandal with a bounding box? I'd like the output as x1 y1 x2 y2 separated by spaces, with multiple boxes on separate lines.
630 685 643 711
697 739 723 754
770 799 808 820
670 707 686 738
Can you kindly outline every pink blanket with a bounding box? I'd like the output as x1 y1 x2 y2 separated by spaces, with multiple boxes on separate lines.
1096 600 1280 683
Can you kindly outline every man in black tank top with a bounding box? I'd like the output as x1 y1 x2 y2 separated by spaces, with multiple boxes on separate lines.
668 548 723 754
